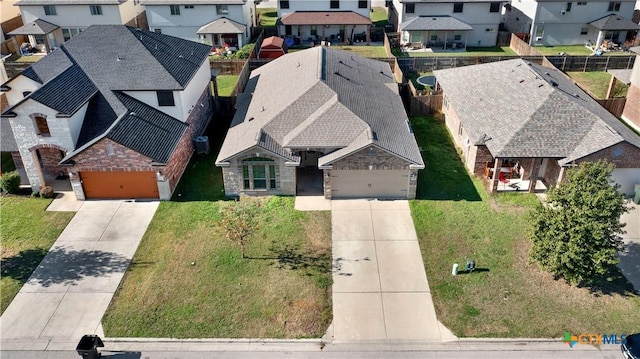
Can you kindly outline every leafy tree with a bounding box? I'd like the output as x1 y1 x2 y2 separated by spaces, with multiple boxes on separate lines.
219 198 261 258
529 160 628 286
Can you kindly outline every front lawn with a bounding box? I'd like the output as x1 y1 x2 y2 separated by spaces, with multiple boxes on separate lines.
403 46 517 57
215 75 240 97
410 116 640 337
566 71 629 99
103 117 332 338
0 197 75 314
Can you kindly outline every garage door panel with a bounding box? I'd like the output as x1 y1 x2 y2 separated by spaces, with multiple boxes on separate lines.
331 170 409 199
81 171 159 199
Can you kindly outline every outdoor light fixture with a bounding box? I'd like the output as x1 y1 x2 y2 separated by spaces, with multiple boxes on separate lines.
368 165 373 170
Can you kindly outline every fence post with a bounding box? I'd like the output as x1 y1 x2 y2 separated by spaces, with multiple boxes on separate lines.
628 56 633 70
562 56 566 71
583 56 588 72
605 56 610 71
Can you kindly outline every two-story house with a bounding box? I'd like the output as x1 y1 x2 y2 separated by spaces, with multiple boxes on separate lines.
389 0 504 48
8 0 146 54
277 0 372 44
0 25 213 200
622 46 640 129
504 0 639 46
142 0 253 48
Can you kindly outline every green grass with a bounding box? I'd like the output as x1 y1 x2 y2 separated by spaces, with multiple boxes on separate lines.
0 197 75 314
331 45 388 58
103 117 332 338
1 152 16 174
370 7 388 27
258 8 277 27
402 46 517 57
566 71 629 99
410 116 640 337
103 197 332 338
215 75 240 97
534 45 632 56
14 55 42 63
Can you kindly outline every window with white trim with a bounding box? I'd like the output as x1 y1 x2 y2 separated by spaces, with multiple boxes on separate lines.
170 5 180 15
216 5 229 14
44 5 56 15
90 5 103 15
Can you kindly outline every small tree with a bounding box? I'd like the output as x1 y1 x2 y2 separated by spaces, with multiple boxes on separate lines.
529 160 628 286
220 198 261 258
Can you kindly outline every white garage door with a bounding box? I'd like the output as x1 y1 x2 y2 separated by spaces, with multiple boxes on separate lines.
331 170 409 199
611 168 640 196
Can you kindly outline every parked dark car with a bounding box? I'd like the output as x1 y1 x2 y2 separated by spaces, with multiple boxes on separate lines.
622 333 640 359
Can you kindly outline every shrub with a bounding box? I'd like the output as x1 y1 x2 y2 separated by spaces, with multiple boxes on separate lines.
40 186 55 198
232 43 254 59
0 171 21 194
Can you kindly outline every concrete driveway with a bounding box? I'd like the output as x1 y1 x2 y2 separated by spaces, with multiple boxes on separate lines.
618 201 640 293
0 199 159 350
328 199 456 343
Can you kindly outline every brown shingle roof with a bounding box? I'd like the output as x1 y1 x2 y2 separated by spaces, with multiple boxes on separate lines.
280 11 371 26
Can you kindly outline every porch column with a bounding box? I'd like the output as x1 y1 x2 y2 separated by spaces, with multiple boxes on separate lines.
237 34 243 48
465 33 468 49
489 158 501 193
12 36 19 55
29 149 46 189
528 158 541 193
595 30 605 52
557 166 566 188
444 31 447 49
366 25 371 44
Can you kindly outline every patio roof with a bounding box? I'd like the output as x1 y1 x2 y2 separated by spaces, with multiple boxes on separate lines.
279 11 371 26
607 69 632 85
197 17 246 35
588 14 640 31
8 19 59 36
401 16 473 31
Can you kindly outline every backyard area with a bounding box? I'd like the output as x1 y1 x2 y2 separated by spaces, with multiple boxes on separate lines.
0 196 75 314
566 71 629 99
257 8 277 27
410 115 640 337
534 45 634 56
395 46 517 58
102 118 333 338
215 75 240 97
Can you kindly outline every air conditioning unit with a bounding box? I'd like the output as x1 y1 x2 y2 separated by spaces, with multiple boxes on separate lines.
535 36 543 41
195 136 210 154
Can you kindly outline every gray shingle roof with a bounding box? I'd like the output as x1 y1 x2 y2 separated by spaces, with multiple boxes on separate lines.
108 93 188 163
589 14 640 31
2 25 210 162
197 17 246 35
434 59 640 163
29 64 98 115
8 19 59 36
401 15 473 31
216 47 424 168
16 0 125 4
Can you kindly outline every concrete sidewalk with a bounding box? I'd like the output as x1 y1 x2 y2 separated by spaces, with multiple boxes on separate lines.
328 199 456 343
0 199 159 350
618 201 640 293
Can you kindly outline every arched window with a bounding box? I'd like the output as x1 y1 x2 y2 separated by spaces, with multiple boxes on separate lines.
241 157 276 190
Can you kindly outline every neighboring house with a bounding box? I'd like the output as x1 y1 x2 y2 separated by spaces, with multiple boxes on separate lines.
389 0 504 47
1 0 22 43
621 46 640 129
434 59 640 196
8 0 146 54
142 0 253 48
277 0 372 44
0 25 213 200
504 0 638 46
216 47 424 199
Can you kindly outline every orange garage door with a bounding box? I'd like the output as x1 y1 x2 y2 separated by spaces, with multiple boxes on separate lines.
80 171 159 199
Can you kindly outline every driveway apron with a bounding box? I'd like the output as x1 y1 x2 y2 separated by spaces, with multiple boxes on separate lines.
330 199 453 342
0 200 159 350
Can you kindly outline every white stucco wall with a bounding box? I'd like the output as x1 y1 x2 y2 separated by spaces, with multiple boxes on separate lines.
3 75 41 105
278 0 371 17
20 4 125 27
118 0 145 24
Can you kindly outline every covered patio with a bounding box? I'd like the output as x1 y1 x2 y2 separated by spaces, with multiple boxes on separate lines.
483 157 550 193
400 15 472 50
588 14 640 52
278 11 372 45
197 17 246 50
7 19 60 55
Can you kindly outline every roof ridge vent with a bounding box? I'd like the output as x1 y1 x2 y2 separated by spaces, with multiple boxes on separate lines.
551 80 558 87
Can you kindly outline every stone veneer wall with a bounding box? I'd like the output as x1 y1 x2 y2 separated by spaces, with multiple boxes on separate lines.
221 149 296 197
473 145 494 177
70 138 156 172
543 158 562 188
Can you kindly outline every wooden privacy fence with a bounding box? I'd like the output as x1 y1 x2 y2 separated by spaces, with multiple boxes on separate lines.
509 33 543 56
3 61 33 79
595 98 627 117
